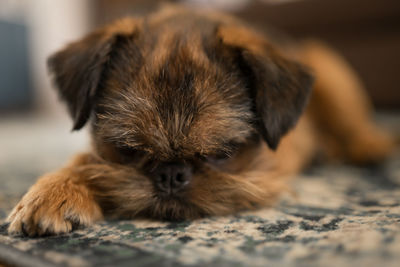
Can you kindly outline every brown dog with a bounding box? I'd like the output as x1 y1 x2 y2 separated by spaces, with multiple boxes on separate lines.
7 6 394 236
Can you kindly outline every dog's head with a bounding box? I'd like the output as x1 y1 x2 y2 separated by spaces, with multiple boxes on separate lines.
48 8 313 219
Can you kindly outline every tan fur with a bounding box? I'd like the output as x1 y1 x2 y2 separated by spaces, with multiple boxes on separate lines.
7 7 396 236
7 154 103 236
300 40 395 163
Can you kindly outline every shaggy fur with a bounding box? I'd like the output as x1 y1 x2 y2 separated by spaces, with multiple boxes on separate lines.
7 6 395 236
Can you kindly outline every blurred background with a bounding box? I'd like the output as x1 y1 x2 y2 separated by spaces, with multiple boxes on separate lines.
0 0 399 197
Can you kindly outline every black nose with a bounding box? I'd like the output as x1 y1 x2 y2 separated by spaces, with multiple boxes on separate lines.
151 162 192 195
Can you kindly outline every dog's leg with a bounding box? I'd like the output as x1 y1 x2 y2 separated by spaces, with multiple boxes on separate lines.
301 40 395 164
7 153 103 236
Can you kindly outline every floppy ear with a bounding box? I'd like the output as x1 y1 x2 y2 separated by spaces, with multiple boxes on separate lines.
48 18 140 130
217 25 314 149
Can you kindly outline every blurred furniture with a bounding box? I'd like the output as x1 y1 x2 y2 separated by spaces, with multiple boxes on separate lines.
93 0 166 24
0 20 32 112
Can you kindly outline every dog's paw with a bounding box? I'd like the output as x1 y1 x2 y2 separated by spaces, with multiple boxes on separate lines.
7 173 103 237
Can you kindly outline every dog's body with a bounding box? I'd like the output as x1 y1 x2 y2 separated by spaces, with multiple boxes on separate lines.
7 7 394 236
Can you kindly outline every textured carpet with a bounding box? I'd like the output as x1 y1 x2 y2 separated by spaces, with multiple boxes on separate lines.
0 116 399 267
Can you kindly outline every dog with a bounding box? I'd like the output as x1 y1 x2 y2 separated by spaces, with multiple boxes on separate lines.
7 6 395 236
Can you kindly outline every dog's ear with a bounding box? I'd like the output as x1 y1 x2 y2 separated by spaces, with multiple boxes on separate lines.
48 18 140 130
217 25 314 149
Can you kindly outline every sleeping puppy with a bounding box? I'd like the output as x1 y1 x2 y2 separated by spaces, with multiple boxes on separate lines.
7 6 394 236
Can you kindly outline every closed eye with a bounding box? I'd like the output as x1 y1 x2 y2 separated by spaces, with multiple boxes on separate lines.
203 151 234 165
116 145 147 161
202 140 245 164
117 145 138 156
208 151 230 160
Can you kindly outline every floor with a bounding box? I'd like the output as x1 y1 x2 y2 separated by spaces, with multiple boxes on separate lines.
0 114 399 267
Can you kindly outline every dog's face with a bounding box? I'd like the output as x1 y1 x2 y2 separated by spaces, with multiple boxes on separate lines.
48 9 313 219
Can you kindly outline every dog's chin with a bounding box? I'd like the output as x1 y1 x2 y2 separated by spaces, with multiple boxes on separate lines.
82 162 202 220
83 160 286 220
142 195 206 221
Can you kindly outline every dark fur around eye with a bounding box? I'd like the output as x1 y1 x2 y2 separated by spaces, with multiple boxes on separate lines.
116 146 147 161
202 141 242 164
204 151 233 165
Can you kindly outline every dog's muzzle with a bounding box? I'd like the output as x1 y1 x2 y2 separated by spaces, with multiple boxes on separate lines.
150 162 193 196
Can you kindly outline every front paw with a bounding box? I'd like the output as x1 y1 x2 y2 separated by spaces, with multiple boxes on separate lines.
7 173 103 237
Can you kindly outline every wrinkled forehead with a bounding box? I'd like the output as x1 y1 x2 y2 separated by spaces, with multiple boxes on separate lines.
96 32 254 159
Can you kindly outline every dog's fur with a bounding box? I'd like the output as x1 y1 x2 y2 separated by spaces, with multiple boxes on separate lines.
7 6 395 236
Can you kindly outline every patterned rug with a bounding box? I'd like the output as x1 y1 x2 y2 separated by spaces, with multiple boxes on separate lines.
0 117 399 267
